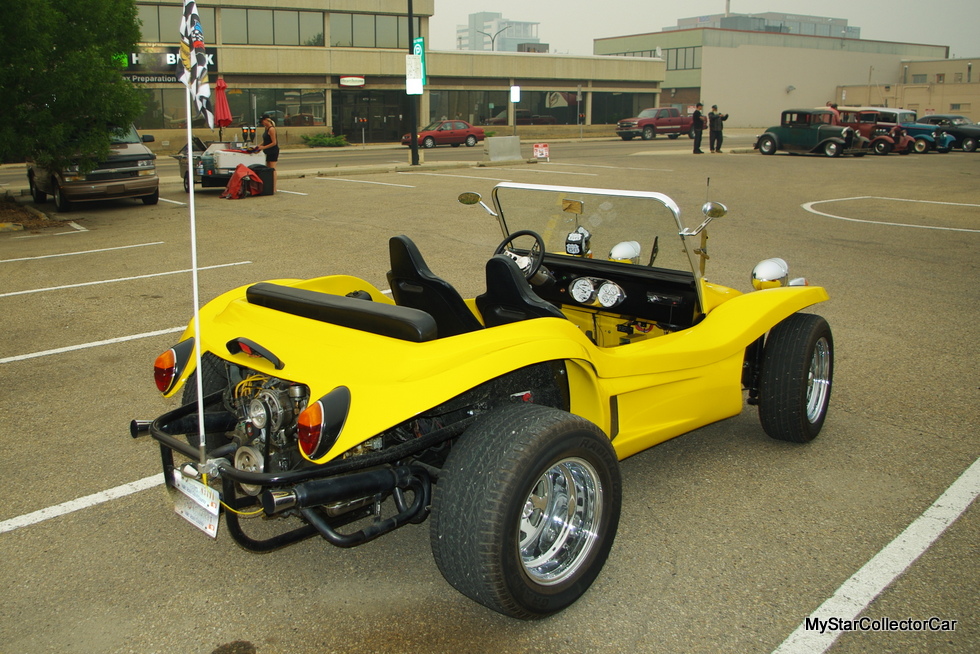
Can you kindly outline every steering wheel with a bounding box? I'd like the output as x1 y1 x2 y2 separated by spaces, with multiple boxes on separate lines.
494 230 546 282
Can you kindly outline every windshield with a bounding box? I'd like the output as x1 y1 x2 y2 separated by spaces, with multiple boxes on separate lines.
109 124 142 144
421 121 444 131
489 183 697 276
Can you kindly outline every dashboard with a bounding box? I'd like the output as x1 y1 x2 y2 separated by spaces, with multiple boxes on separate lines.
535 254 701 331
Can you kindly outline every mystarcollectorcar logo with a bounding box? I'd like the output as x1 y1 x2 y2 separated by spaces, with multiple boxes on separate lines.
805 616 958 634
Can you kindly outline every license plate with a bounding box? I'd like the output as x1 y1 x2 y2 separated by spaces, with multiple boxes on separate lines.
171 469 220 538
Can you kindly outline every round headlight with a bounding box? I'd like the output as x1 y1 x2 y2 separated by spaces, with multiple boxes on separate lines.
752 258 789 290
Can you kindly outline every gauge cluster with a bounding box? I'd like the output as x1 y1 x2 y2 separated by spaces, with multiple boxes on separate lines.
568 277 626 309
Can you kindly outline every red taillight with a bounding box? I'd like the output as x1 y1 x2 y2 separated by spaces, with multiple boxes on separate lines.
153 349 177 393
297 401 324 458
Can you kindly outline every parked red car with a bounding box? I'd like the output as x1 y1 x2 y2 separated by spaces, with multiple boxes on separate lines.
834 108 914 155
401 120 485 148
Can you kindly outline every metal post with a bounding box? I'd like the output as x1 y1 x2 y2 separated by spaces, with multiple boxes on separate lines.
408 0 419 165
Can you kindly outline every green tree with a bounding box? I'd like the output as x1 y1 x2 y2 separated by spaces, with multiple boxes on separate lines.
0 0 145 169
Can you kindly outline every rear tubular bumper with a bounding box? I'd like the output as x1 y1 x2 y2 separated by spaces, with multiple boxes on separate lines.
138 395 469 551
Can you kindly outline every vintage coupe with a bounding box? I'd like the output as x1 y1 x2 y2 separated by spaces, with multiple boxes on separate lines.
914 114 980 152
133 182 833 619
756 108 869 157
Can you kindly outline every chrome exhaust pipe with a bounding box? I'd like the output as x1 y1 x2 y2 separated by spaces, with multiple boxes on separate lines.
130 420 152 438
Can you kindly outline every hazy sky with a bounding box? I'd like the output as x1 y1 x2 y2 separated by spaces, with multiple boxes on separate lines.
429 0 979 59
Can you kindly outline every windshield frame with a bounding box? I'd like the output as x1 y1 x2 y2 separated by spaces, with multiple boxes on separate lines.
487 181 704 293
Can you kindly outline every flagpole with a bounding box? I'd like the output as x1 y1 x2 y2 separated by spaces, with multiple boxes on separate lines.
185 88 206 469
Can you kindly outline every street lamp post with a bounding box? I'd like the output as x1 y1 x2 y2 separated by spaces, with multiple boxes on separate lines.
476 26 511 51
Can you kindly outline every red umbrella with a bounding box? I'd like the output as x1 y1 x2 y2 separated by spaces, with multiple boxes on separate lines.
214 78 233 140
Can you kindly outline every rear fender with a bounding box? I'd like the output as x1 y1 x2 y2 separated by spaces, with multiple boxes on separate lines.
160 275 388 397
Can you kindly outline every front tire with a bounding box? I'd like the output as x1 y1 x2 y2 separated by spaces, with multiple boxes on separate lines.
642 126 655 140
758 135 777 155
823 141 841 157
142 188 159 205
758 314 833 443
913 138 930 154
873 140 892 155
431 404 621 619
422 136 436 149
53 181 72 212
962 137 978 152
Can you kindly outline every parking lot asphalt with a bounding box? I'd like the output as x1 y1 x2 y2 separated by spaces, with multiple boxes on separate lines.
0 140 977 654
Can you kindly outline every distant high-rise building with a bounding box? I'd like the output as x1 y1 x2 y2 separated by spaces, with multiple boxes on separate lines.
456 12 542 52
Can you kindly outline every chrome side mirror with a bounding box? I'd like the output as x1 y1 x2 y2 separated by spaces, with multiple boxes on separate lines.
701 201 728 219
457 191 497 217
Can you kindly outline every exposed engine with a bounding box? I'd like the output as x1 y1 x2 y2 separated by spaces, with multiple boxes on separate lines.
222 367 310 493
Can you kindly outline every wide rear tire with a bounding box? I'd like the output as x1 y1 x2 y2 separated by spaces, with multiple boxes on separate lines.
758 314 833 443
431 403 621 619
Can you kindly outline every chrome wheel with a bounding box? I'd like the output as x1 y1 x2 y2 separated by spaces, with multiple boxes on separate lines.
806 337 832 423
520 457 602 585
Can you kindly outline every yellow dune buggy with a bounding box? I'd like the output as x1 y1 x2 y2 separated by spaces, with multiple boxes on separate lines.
133 182 833 619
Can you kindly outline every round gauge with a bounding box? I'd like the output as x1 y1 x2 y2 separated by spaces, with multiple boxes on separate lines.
597 281 626 308
569 277 596 304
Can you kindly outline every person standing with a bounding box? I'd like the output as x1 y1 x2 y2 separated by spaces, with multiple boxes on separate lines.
692 102 705 154
257 113 279 192
708 105 729 153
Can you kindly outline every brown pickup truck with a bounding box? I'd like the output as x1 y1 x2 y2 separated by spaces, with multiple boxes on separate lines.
487 109 558 125
616 107 696 140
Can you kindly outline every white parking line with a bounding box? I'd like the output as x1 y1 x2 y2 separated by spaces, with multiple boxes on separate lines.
159 197 186 205
276 189 308 195
541 162 675 172
0 261 251 298
803 197 980 233
772 455 980 654
0 242 163 264
397 172 513 181
316 177 415 188
0 327 184 364
0 474 165 535
514 168 598 176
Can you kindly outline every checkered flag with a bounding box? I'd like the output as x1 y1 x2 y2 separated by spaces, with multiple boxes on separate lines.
177 0 214 128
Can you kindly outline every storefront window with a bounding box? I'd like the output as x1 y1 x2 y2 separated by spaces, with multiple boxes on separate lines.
591 93 636 124
134 87 326 131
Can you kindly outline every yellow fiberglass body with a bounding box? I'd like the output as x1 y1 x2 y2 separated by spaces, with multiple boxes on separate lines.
166 271 827 464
